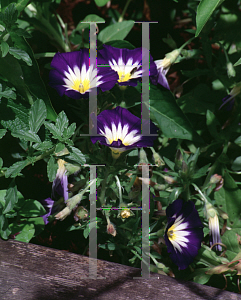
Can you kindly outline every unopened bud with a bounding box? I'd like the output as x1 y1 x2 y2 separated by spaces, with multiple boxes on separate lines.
74 206 88 221
138 148 149 172
154 183 166 191
216 207 228 220
153 151 165 167
204 202 217 219
227 62 236 78
210 174 224 191
107 222 116 236
55 206 71 221
175 149 183 170
164 49 181 67
162 175 176 184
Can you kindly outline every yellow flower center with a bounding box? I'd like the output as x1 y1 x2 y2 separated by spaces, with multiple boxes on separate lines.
167 225 177 241
118 71 132 83
72 78 90 94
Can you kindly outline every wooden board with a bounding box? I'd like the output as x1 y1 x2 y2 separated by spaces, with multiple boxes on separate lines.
0 238 240 300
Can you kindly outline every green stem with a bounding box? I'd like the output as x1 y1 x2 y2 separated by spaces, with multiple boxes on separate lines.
99 167 109 206
118 0 132 22
179 36 196 51
0 147 55 178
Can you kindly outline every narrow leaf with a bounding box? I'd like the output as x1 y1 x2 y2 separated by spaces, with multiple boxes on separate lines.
3 184 18 214
196 0 226 37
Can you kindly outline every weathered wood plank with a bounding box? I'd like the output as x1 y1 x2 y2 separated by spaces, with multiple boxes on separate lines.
0 238 240 300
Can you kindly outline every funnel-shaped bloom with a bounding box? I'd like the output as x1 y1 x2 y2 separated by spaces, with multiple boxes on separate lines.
39 159 68 224
98 45 157 86
204 202 222 251
49 49 118 99
52 159 68 202
153 59 170 90
90 106 158 158
164 199 203 270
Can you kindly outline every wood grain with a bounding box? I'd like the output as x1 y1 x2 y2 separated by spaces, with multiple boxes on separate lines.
0 238 240 300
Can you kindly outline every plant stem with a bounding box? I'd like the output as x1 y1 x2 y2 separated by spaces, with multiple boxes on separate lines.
0 147 55 178
99 167 109 206
118 0 132 22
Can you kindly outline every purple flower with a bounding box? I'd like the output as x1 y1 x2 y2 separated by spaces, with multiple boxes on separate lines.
98 45 157 86
153 59 170 90
52 159 68 202
90 106 158 158
40 159 68 224
39 197 55 225
49 49 118 99
209 214 222 251
164 199 203 270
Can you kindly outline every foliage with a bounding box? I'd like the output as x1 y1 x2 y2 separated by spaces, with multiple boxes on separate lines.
1 0 241 294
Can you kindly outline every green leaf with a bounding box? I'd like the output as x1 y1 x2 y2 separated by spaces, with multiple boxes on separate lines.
0 129 7 139
9 34 57 121
56 111 69 134
0 158 3 169
149 85 202 142
2 3 18 27
3 183 18 214
214 172 241 232
1 41 9 57
104 40 135 50
94 0 109 7
0 214 11 239
18 199 46 217
64 123 76 139
5 160 27 178
221 230 241 261
76 14 105 31
206 110 222 140
15 28 32 38
177 84 215 115
66 146 86 165
163 157 175 171
9 47 32 66
108 242 115 250
11 129 41 143
192 164 210 179
98 20 134 43
234 57 241 67
196 0 226 37
15 0 32 13
15 223 35 243
0 85 16 100
44 122 62 139
29 99 47 133
47 156 58 182
231 156 241 171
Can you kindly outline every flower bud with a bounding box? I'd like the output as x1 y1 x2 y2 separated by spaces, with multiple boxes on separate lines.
152 151 165 167
74 206 88 221
107 222 117 236
227 62 236 78
55 206 71 221
162 175 176 184
175 149 183 170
